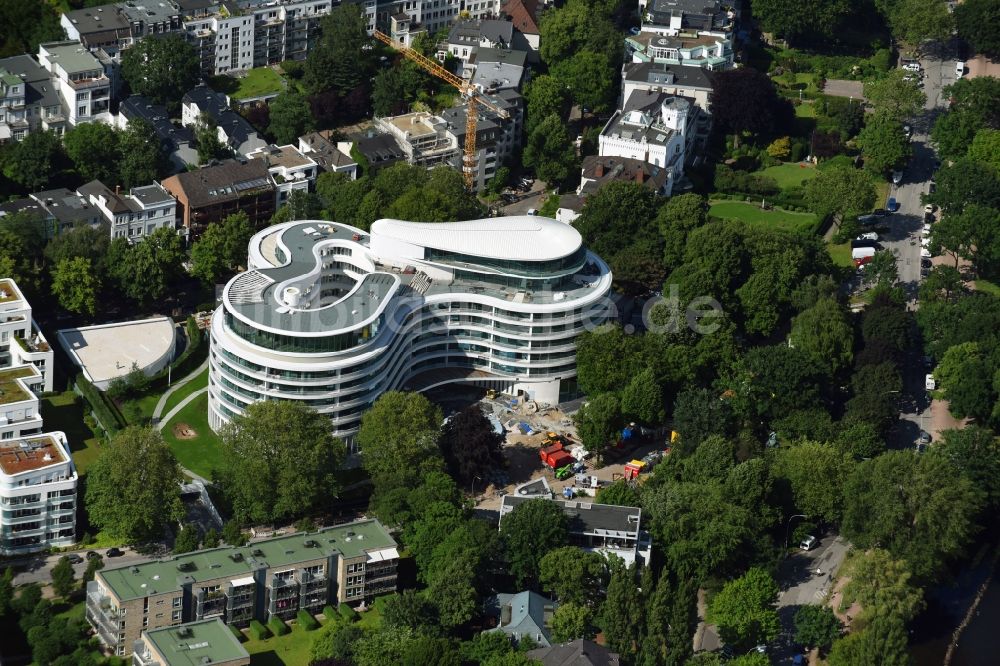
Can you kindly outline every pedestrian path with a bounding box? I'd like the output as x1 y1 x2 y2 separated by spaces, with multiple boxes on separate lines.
155 387 209 433
152 357 209 421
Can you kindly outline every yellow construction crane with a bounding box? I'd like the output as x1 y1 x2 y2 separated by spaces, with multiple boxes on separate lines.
372 30 510 190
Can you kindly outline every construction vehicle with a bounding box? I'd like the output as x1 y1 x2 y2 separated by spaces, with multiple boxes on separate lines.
555 464 574 480
372 30 511 190
540 440 575 470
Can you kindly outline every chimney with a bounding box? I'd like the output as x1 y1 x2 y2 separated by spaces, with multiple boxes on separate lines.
635 170 645 184
594 162 604 177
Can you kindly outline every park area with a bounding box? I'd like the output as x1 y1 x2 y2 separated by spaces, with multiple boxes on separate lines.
709 200 818 234
210 67 286 101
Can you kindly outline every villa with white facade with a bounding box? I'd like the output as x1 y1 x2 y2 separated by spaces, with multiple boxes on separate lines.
209 217 612 443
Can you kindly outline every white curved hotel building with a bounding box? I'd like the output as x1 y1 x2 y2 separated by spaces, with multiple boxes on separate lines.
208 217 613 442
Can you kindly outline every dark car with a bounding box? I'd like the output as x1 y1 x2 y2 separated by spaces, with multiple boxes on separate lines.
872 208 888 217
918 431 932 445
929 181 936 194
887 197 900 212
85 550 100 560
67 554 83 564
107 547 125 557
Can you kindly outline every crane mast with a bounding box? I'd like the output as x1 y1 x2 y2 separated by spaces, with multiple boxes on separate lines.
372 30 510 190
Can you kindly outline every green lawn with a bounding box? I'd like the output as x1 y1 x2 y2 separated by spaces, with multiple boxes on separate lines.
242 617 325 666
356 595 388 632
161 392 225 479
876 180 891 209
828 242 854 268
709 201 818 233
757 162 818 189
41 391 102 475
233 67 286 99
794 102 817 118
161 367 209 419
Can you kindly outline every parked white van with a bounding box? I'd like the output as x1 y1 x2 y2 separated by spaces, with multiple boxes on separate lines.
956 61 966 77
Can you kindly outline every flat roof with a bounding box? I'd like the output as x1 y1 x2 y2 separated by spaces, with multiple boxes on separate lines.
0 433 66 476
144 618 249 666
501 495 642 538
0 366 40 405
99 520 396 601
57 317 175 385
39 41 103 73
0 278 24 304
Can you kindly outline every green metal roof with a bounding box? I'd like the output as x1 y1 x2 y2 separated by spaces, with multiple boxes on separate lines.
143 618 248 666
99 520 396 601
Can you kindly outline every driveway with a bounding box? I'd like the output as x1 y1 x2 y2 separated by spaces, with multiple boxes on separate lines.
823 79 865 101
499 180 549 215
9 546 156 587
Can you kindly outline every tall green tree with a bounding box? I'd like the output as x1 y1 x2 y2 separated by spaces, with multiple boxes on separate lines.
357 391 443 491
268 92 315 144
575 393 623 459
931 204 1000 277
118 119 170 188
967 128 1000 173
827 613 910 666
524 74 572 134
886 0 955 45
709 568 781 651
772 441 855 525
839 548 924 622
751 0 850 42
522 113 578 187
109 227 184 304
303 3 372 95
863 70 926 122
194 114 229 165
551 602 596 642
85 427 184 544
857 117 911 175
621 367 666 424
438 404 504 487
955 0 1000 58
804 165 876 223
539 547 610 608
794 605 842 651
599 563 644 658
189 211 253 285
658 193 708 269
51 257 99 316
551 51 616 114
121 35 200 110
709 68 793 145
927 157 1000 214
50 556 76 599
0 0 63 58
500 499 568 588
931 341 995 419
789 298 854 376
220 400 346 525
63 123 121 184
2 130 68 191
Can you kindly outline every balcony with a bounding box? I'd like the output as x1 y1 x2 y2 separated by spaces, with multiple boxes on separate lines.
67 75 110 91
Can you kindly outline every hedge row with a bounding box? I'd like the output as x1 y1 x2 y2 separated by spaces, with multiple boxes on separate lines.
248 620 270 640
268 616 290 636
75 376 125 435
147 317 206 391
323 605 337 621
229 624 245 642
297 609 319 631
337 604 359 622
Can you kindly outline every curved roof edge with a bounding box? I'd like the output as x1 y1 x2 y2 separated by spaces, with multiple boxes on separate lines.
370 216 583 261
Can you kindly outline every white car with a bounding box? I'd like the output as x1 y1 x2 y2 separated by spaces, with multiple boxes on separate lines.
923 224 932 235
892 170 903 184
924 203 936 214
902 62 922 72
799 535 817 551
857 232 879 241
921 247 932 258
921 236 931 247
956 61 966 77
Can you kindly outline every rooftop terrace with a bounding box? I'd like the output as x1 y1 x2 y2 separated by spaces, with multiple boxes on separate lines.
0 434 66 476
0 366 39 405
0 278 23 304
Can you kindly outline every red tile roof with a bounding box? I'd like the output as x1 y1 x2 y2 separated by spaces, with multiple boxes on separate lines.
502 0 539 35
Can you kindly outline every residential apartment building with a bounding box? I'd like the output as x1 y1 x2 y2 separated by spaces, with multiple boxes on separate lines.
77 180 178 242
499 479 653 567
578 155 672 197
598 90 698 196
638 0 735 35
438 89 522 191
621 61 714 111
0 279 55 393
0 55 68 142
501 0 540 55
486 590 557 647
375 112 460 170
0 278 74 555
471 48 528 93
181 85 266 156
133 618 250 666
160 159 276 240
208 217 612 440
117 95 199 171
87 520 398 657
626 30 733 70
297 131 359 179
0 432 78 555
0 188 104 238
445 19 515 74
246 144 318 206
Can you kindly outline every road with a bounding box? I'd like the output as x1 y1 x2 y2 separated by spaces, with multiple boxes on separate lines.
884 50 954 450
772 535 850 662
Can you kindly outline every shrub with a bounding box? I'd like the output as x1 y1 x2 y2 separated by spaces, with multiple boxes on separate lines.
268 616 290 636
229 624 245 642
249 620 270 640
337 603 359 622
323 605 338 620
297 609 319 631
76 376 125 435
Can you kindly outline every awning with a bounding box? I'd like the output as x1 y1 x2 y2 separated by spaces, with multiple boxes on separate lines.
230 576 255 587
366 547 399 563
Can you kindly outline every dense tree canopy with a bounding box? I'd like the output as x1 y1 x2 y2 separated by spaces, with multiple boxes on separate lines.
220 400 346 525
752 0 850 43
303 3 373 95
189 212 254 285
121 35 200 110
500 499 568 588
357 391 443 491
954 0 1000 58
85 427 183 544
438 405 504 487
709 69 794 143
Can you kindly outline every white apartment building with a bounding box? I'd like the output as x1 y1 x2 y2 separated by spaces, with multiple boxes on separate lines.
0 55 69 142
247 144 319 206
77 180 178 242
0 364 46 441
598 90 696 196
37 41 113 126
208 218 613 442
0 279 55 393
621 61 713 111
375 112 460 169
638 0 735 35
627 30 733 70
0 431 78 555
298 131 359 179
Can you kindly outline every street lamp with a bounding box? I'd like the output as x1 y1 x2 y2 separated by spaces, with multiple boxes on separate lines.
785 514 807 549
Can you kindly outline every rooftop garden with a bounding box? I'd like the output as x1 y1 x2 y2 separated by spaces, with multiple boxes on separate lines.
209 67 286 101
0 366 37 405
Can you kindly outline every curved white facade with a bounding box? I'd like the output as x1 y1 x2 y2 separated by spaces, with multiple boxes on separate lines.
209 217 613 443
